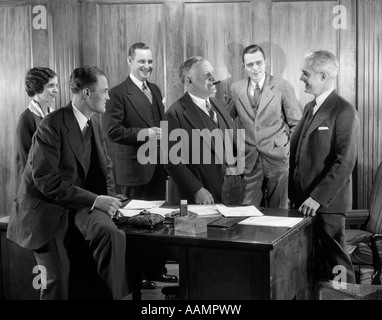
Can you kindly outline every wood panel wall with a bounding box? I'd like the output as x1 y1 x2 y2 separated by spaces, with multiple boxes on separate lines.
0 0 79 217
357 0 382 209
0 5 31 216
0 0 380 216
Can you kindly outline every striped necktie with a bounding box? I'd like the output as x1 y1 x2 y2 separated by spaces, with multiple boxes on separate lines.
205 99 217 124
252 82 261 106
142 82 153 104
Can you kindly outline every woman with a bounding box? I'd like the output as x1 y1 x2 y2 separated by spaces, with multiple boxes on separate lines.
16 67 59 185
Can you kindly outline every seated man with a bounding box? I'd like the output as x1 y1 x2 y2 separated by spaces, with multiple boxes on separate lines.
7 66 127 299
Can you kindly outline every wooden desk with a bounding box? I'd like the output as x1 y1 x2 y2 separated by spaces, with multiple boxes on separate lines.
0 208 315 300
123 208 315 300
0 216 40 300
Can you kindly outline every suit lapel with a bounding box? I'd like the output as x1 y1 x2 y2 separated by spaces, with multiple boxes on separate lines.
125 77 154 126
64 103 86 177
211 98 235 166
306 90 338 136
211 98 233 130
90 115 107 178
147 81 164 119
181 93 216 154
257 74 275 115
237 78 255 119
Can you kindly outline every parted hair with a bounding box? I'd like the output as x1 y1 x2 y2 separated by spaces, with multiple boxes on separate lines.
242 44 266 63
25 67 57 97
128 42 151 59
69 65 106 94
178 56 205 85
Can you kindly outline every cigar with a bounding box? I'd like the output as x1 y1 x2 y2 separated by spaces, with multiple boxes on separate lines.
212 80 221 85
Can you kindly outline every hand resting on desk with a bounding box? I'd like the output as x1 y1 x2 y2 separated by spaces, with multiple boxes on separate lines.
194 187 214 205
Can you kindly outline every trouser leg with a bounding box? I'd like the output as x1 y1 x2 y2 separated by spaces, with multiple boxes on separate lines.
262 158 289 209
243 156 264 206
75 208 128 299
315 213 356 284
33 214 70 300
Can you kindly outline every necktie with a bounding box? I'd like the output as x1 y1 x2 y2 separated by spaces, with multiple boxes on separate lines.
205 100 217 124
142 83 153 104
307 99 317 127
252 82 261 106
83 119 91 137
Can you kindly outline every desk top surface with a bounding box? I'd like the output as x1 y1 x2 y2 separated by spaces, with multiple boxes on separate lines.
122 207 313 251
0 207 313 251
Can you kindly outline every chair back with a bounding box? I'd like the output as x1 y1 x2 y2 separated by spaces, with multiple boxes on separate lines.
367 162 382 234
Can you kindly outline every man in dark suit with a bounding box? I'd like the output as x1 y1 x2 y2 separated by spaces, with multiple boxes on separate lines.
229 44 301 208
7 66 127 299
289 50 359 283
164 56 243 204
104 42 166 201
104 42 177 288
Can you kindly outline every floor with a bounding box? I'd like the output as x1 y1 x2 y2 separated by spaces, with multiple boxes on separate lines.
124 263 180 300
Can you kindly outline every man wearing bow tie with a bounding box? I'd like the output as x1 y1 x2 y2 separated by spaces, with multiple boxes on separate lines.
289 50 360 283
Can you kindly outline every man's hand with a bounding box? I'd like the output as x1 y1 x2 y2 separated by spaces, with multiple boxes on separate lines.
298 197 320 216
148 127 162 140
94 195 122 217
194 187 214 205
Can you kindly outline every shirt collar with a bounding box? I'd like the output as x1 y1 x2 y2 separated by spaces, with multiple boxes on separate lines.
188 92 208 107
130 73 146 90
188 92 211 113
250 73 266 91
71 102 89 132
313 88 335 114
28 100 54 118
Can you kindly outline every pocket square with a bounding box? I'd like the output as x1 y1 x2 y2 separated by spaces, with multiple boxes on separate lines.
318 126 329 131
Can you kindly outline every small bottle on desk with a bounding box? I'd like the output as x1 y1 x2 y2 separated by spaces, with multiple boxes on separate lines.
180 199 188 216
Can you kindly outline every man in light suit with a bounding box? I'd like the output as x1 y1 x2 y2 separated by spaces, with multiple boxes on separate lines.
104 42 177 288
164 56 243 205
7 66 127 299
229 44 301 208
289 50 359 283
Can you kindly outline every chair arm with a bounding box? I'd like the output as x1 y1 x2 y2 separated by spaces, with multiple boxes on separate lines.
345 209 369 229
370 234 382 285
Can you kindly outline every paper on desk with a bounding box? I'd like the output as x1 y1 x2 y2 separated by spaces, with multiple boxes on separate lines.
216 204 263 217
238 216 303 228
123 200 165 210
187 204 220 216
149 207 176 216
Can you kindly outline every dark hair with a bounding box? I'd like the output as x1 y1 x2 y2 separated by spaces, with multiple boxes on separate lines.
178 56 205 85
242 44 266 63
25 67 57 97
128 42 151 59
69 65 106 94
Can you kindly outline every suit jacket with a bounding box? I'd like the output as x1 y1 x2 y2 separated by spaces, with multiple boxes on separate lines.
16 108 42 188
229 74 301 172
7 103 116 250
164 92 238 203
104 76 165 186
289 90 360 213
